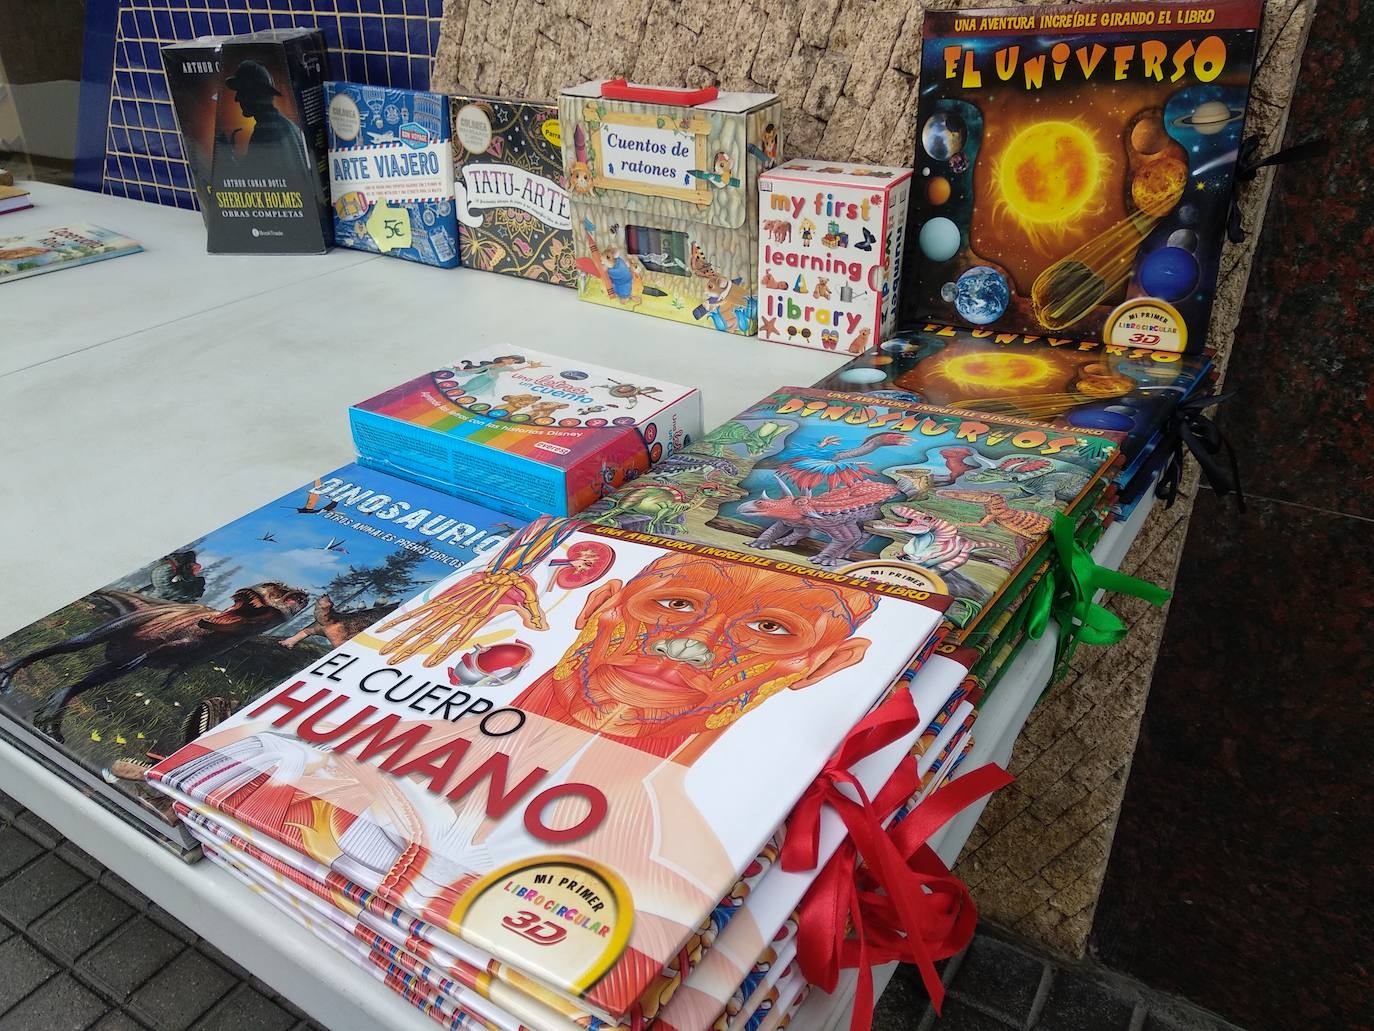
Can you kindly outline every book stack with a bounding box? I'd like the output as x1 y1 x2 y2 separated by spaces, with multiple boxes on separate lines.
0 465 513 859
144 515 959 1031
815 325 1216 522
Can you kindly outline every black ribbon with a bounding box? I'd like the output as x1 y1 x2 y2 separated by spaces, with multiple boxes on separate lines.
1228 135 1330 243
1156 389 1245 512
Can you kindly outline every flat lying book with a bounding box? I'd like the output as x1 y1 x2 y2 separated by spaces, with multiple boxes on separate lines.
0 464 512 858
148 516 948 1021
816 325 1212 475
0 183 33 216
583 387 1121 631
0 223 141 284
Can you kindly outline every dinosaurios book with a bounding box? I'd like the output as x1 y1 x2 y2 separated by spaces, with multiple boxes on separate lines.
581 388 1121 632
147 516 949 1023
905 0 1263 354
0 464 512 858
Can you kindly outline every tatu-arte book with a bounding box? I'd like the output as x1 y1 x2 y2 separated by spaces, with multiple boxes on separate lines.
452 94 575 286
0 223 141 284
326 82 459 267
147 516 949 1022
906 0 1263 353
583 387 1121 631
0 464 513 857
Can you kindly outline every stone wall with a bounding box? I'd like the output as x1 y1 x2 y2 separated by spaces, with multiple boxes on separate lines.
431 0 1316 957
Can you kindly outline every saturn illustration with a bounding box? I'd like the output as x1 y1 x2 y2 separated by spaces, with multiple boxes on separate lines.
1171 100 1245 135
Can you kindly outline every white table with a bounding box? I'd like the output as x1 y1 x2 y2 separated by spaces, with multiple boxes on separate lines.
0 185 1155 1031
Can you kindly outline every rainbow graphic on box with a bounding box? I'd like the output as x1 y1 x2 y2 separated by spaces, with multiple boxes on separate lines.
349 346 701 520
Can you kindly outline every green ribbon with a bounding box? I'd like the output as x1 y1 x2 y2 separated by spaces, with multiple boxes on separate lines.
1025 514 1172 683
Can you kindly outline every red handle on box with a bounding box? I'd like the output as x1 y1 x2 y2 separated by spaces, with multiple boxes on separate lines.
599 79 719 106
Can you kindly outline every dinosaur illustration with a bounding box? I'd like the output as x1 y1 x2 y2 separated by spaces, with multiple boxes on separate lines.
589 480 747 536
771 430 914 490
696 420 790 458
738 477 899 568
867 506 981 572
958 455 1091 505
938 489 1053 542
0 583 308 740
279 595 399 650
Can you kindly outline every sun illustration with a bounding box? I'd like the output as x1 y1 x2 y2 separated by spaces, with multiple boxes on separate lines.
931 352 1061 394
995 120 1109 234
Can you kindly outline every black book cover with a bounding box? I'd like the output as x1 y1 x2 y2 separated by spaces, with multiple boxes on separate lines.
207 29 331 254
161 36 230 228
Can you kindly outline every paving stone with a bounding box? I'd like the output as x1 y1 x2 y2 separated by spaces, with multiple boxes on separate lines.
930 999 1021 1029
0 935 59 1013
79 916 187 1001
0 971 110 1030
89 1013 144 1031
193 983 298 1031
31 884 138 962
57 841 107 881
195 940 251 982
127 947 238 1029
97 872 147 911
0 824 44 880
0 789 22 823
950 934 1047 1025
1036 969 1139 1031
0 852 89 928
146 902 197 944
13 809 63 849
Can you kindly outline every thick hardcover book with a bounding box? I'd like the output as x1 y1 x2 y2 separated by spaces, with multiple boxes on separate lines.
452 95 575 286
207 29 331 254
161 36 232 226
583 387 1120 631
148 517 948 1020
0 465 511 857
905 0 1263 353
816 325 1212 477
0 223 141 283
326 82 459 267
349 346 702 521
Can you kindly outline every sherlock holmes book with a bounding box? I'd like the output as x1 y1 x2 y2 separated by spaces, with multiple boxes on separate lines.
147 517 948 1019
906 0 1262 353
0 464 511 857
207 29 332 253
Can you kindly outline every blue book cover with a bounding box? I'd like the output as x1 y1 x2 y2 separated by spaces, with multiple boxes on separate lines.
0 463 514 856
325 82 459 267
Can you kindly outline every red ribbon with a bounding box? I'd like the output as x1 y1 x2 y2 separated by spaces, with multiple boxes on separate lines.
783 692 1012 1030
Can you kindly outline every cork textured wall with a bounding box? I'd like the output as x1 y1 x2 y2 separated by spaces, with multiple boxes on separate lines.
431 0 1315 957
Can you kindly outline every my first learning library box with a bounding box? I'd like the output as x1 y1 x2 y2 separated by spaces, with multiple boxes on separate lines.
349 347 702 521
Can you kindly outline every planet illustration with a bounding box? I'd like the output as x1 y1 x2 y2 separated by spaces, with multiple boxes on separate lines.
921 112 966 161
1172 99 1245 135
1129 117 1171 155
919 217 962 262
1177 204 1198 225
954 266 1010 325
1167 228 1199 251
1068 407 1135 432
940 281 958 302
928 175 952 205
839 367 889 385
1131 158 1188 216
1138 246 1201 301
